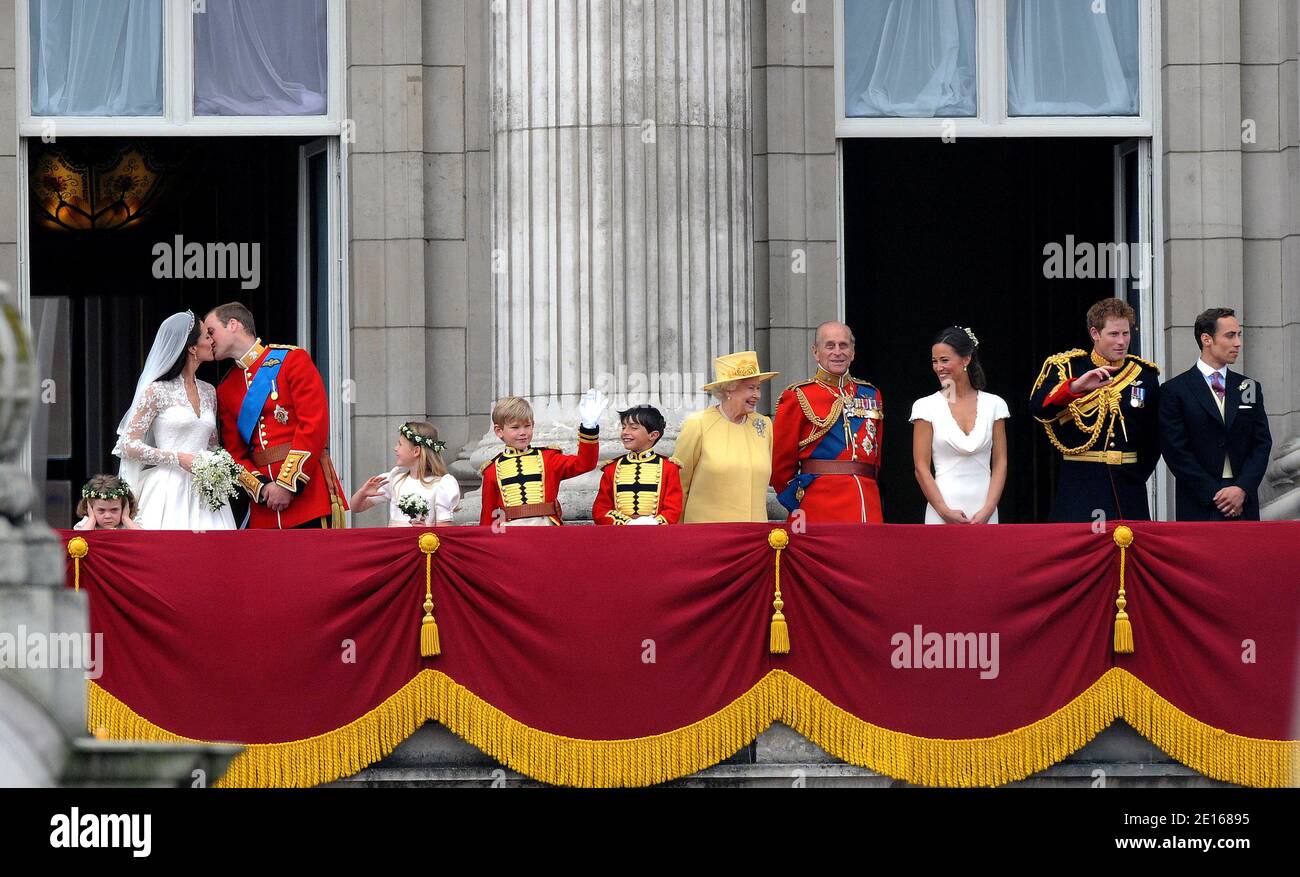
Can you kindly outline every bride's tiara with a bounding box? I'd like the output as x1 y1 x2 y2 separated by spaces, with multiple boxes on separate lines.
185 309 196 335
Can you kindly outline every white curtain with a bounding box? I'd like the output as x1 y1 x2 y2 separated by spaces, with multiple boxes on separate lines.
194 0 328 116
1007 0 1139 116
844 0 977 118
30 0 163 116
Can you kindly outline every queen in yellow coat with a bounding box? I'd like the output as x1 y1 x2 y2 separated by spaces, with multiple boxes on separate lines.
673 351 778 523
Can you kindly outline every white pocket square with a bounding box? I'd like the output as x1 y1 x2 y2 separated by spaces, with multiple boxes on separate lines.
1238 405 1252 409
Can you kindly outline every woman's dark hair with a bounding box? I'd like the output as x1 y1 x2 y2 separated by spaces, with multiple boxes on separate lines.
161 314 204 381
932 326 987 391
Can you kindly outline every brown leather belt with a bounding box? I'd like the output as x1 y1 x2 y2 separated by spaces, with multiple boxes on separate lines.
253 443 291 466
504 501 561 521
801 459 877 479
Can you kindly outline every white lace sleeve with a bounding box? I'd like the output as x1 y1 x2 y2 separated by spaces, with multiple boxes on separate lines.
434 474 461 523
118 383 179 468
203 382 220 450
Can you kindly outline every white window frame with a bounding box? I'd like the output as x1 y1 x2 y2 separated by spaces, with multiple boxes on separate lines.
17 0 345 137
835 0 1155 138
297 137 351 491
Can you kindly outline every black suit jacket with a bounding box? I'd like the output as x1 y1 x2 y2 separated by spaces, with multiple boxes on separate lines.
1158 365 1272 520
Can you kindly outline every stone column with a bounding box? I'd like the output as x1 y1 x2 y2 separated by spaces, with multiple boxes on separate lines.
456 0 754 519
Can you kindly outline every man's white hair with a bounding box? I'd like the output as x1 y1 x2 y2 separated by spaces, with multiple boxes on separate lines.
814 320 855 347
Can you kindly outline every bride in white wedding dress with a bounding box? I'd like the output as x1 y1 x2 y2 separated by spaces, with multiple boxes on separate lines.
113 310 237 530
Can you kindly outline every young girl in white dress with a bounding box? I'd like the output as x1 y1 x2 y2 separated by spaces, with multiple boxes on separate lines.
73 474 143 530
910 326 1009 524
350 421 461 526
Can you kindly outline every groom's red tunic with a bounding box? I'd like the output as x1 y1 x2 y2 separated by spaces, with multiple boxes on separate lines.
217 340 344 529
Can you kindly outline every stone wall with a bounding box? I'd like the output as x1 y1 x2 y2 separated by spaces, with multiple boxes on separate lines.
346 0 492 523
0 0 17 296
753 0 839 408
1162 0 1300 515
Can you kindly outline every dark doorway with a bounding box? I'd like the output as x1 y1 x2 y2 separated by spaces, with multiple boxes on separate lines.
842 137 1126 523
29 136 314 528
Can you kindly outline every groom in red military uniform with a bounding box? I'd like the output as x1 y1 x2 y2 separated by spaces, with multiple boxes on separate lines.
771 320 884 523
204 302 347 529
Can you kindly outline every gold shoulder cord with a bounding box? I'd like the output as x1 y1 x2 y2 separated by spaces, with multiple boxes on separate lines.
1040 361 1142 456
795 388 846 450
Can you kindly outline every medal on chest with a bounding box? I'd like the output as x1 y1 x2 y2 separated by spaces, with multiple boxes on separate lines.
274 404 290 424
860 418 878 456
1129 384 1145 408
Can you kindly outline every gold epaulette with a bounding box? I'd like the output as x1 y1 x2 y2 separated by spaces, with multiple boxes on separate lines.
1126 353 1160 373
478 457 495 474
1031 348 1087 394
268 343 300 351
779 378 817 396
850 376 877 390
600 457 619 471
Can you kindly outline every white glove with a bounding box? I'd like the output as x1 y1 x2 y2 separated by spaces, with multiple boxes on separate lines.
626 516 660 526
577 387 609 430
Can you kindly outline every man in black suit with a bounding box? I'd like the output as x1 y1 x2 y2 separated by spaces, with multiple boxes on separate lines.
1158 308 1273 520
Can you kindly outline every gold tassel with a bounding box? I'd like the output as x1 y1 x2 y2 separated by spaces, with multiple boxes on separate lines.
67 536 89 591
1112 525 1134 654
419 532 442 657
768 528 790 654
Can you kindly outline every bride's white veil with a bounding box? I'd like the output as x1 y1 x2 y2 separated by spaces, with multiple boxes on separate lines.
113 310 197 488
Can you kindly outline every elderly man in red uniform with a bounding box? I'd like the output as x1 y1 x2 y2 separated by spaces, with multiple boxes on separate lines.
204 302 347 529
771 320 884 523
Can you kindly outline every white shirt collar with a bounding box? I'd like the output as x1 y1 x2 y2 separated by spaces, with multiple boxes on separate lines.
1194 358 1227 383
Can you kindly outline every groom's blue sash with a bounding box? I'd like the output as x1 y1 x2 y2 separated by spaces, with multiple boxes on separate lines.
236 350 289 446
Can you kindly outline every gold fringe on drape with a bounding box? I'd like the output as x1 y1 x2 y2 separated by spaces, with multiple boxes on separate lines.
86 668 1300 789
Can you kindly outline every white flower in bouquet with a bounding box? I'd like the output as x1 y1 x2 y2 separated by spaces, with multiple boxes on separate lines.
396 493 430 524
191 448 242 512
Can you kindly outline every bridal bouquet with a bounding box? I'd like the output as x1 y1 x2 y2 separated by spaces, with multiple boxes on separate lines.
396 494 430 524
191 449 242 512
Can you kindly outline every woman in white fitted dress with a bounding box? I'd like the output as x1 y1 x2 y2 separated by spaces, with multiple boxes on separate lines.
909 326 1009 524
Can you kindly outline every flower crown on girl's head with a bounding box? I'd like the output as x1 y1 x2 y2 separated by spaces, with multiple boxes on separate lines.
82 480 132 502
400 422 446 454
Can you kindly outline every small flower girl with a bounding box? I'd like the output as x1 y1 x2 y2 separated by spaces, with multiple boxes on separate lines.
73 475 144 530
350 422 460 526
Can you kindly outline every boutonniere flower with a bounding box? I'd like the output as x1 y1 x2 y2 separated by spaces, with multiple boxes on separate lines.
1238 380 1249 391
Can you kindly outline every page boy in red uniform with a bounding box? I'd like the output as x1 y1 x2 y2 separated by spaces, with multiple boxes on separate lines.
479 391 606 526
592 404 683 525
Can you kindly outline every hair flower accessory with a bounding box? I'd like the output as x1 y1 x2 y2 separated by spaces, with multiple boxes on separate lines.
961 326 979 347
400 422 447 454
82 480 132 501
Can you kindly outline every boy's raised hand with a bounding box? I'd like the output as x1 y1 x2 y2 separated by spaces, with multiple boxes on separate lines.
578 387 610 429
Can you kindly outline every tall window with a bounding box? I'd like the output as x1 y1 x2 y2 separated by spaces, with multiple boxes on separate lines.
193 0 328 116
29 0 164 116
20 0 341 134
843 0 978 118
837 0 1151 136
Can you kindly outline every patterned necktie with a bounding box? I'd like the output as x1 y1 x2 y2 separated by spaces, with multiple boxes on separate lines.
1210 371 1226 402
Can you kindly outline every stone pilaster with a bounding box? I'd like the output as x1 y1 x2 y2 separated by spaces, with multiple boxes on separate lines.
1160 0 1299 518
